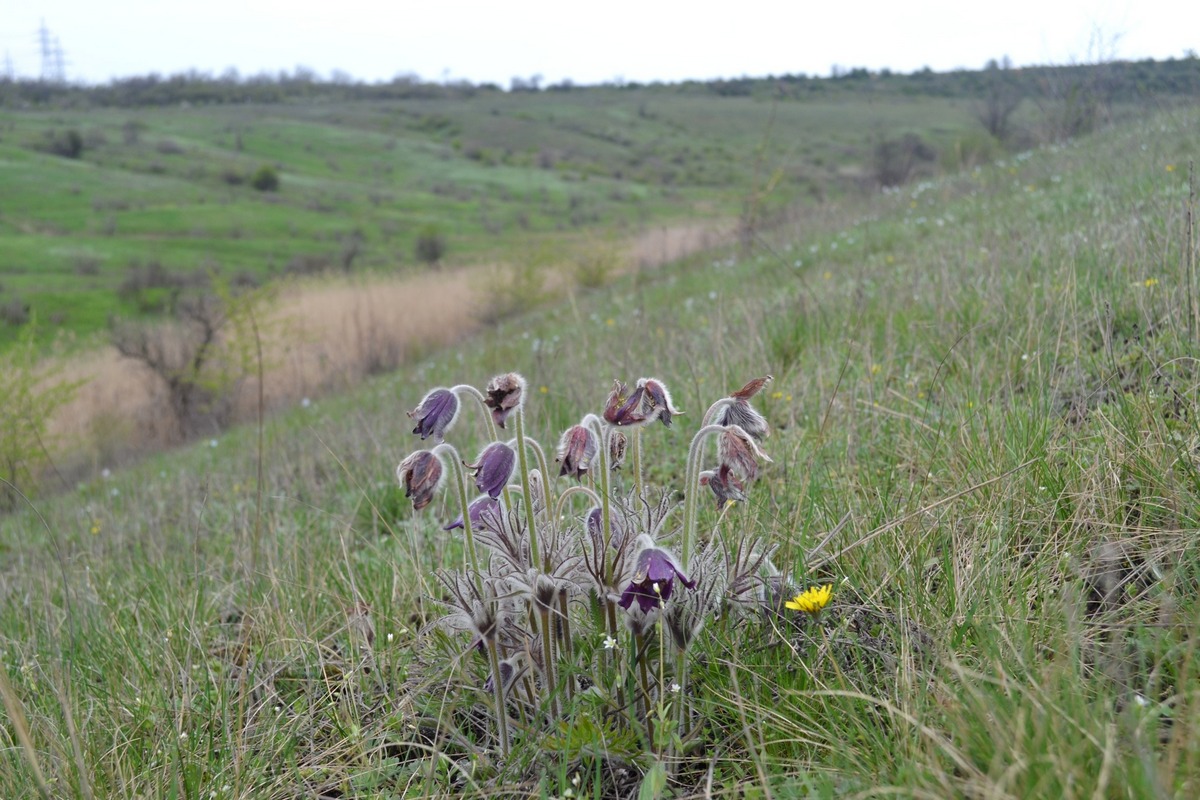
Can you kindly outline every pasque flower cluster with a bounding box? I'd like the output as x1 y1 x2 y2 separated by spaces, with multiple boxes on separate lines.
396 372 781 756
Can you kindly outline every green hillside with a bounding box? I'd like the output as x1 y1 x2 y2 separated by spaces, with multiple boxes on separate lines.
0 84 1022 350
1 100 1198 796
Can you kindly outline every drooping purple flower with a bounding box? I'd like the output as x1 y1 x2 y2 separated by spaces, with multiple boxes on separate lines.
556 424 598 479
700 464 747 508
618 536 695 613
407 388 460 442
466 442 516 498
638 377 683 427
717 424 772 482
442 495 502 532
714 375 772 441
484 373 526 429
397 450 443 511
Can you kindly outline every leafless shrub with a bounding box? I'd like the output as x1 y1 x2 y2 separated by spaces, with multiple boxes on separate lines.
973 57 1023 141
110 293 234 440
873 133 938 188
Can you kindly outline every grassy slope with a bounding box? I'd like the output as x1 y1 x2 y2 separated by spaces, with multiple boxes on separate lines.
1 107 1199 797
0 89 982 350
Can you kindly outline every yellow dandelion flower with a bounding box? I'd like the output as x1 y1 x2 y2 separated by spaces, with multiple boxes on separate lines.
539 385 549 394
870 363 881 375
771 390 784 400
1166 164 1176 172
1143 277 1159 288
785 584 833 614
605 318 615 326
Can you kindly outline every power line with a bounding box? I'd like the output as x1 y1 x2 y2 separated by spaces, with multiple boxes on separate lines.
37 18 51 81
35 19 64 82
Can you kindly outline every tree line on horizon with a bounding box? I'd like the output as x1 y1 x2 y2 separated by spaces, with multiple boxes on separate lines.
2 54 1198 109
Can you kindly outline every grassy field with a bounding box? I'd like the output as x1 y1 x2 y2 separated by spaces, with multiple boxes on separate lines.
2 101 1199 797
0 87 999 351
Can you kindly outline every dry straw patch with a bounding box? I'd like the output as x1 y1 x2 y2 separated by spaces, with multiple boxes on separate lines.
41 221 733 470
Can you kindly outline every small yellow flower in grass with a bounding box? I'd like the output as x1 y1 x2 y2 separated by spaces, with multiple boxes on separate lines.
539 385 549 394
786 584 833 614
1143 277 1159 288
1166 164 1176 173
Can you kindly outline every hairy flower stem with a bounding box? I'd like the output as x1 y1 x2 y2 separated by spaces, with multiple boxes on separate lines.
513 410 543 570
553 485 603 519
675 423 725 736
525 437 552 523
485 638 511 757
680 424 727 571
539 606 560 718
451 384 498 442
632 426 645 505
431 444 483 594
585 418 619 640
636 632 654 747
558 593 575 701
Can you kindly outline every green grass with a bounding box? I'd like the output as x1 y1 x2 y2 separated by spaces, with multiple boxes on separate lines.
0 88 1004 351
1 106 1199 797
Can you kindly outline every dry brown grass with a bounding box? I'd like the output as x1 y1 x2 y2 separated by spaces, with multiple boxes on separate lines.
41 221 733 474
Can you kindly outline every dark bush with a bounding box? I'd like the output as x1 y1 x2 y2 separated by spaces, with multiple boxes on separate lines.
250 164 280 192
0 296 30 326
415 225 446 266
43 128 84 159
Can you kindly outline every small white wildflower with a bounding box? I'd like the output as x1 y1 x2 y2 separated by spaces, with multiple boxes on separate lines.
301 397 311 408
386 633 394 643
670 682 681 693
101 468 111 479
603 635 618 650
209 439 218 448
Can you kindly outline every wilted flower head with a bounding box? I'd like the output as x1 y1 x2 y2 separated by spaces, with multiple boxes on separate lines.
397 450 444 511
587 505 625 551
699 464 747 508
608 429 627 470
785 584 833 614
408 388 460 442
717 424 772 482
714 375 772 441
443 495 502 532
618 535 696 613
556 424 598 479
466 442 516 498
484 373 526 429
603 377 682 428
638 377 683 427
603 380 645 426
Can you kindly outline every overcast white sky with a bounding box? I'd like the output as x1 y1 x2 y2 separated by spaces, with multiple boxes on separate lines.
1 1 1197 86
